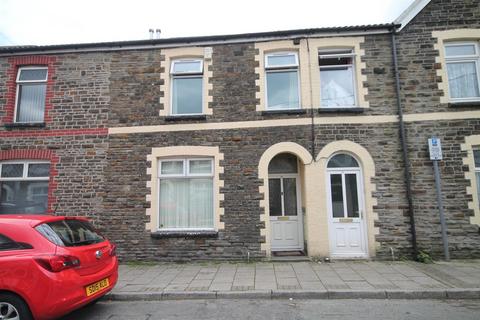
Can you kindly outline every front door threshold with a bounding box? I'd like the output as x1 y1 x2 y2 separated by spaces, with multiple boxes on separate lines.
270 250 310 262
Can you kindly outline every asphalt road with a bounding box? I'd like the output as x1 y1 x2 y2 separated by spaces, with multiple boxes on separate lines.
59 299 480 320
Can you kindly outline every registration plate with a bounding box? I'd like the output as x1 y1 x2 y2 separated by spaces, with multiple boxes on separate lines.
85 278 110 296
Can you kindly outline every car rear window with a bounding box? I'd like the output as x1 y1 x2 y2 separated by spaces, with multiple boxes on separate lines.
35 219 104 247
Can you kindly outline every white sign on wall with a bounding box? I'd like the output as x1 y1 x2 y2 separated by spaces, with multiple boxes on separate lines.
428 137 443 161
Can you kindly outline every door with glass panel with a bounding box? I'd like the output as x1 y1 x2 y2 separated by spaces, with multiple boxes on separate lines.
268 153 304 251
326 154 367 257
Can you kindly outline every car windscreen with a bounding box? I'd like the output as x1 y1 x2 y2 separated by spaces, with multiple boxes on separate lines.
35 219 104 247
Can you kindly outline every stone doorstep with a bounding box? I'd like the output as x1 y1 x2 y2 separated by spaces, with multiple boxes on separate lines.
104 288 480 301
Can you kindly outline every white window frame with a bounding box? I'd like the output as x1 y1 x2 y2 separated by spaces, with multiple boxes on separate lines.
0 160 50 214
0 160 50 181
475 149 480 209
14 66 48 124
318 48 358 108
170 59 204 116
444 41 480 102
157 157 214 231
264 52 301 110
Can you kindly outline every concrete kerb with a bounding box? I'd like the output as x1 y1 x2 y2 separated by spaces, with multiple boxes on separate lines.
105 289 480 301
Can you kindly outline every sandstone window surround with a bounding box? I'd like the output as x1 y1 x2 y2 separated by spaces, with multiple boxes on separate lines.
159 47 213 117
461 135 480 226
0 160 50 214
433 29 480 104
255 37 368 111
145 146 224 233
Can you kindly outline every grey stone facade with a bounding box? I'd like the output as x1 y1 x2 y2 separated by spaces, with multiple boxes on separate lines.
0 0 479 261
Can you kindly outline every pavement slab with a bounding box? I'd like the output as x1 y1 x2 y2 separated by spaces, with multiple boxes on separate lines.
109 260 480 301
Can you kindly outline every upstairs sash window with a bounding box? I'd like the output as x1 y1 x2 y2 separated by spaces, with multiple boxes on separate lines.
15 67 48 123
319 49 356 107
171 60 203 115
265 52 300 110
445 42 480 101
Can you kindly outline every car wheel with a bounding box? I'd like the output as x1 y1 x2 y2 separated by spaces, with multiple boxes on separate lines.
0 293 33 320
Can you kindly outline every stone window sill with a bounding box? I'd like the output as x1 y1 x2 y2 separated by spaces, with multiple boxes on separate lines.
260 109 307 116
4 122 46 129
151 230 218 239
165 115 207 121
448 101 480 108
318 107 365 114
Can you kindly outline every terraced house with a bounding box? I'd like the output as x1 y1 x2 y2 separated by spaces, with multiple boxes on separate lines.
1 0 479 261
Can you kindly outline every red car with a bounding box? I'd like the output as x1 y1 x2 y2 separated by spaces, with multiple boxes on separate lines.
0 215 118 320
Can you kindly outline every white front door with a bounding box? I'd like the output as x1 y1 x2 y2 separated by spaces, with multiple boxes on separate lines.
327 170 367 258
269 174 304 251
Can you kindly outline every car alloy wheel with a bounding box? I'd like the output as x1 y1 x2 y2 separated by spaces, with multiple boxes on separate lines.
0 302 20 320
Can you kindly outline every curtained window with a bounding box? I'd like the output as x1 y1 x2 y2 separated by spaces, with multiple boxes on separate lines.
319 49 356 107
265 52 300 110
445 42 480 101
171 59 203 115
158 158 214 230
15 67 48 123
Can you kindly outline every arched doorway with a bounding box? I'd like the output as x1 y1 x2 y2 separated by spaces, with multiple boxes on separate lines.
326 153 368 258
268 153 304 252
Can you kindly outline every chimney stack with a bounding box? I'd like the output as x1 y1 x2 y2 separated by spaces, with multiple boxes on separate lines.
155 29 161 39
149 29 154 40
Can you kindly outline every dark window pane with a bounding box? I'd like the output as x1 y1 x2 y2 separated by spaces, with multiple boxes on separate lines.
268 153 298 174
28 163 50 177
172 77 202 114
319 56 353 66
330 174 344 218
474 150 480 168
36 220 104 247
18 68 47 81
268 179 282 216
1 164 23 178
266 71 299 109
345 174 359 218
0 234 18 251
327 154 359 168
283 178 298 216
0 181 48 214
16 84 46 122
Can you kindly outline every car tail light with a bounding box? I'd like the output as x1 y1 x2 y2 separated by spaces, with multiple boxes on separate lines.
109 244 117 257
35 255 81 272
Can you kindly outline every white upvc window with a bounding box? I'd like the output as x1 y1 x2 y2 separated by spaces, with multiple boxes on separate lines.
170 59 204 115
0 161 50 214
265 52 300 110
475 150 480 209
319 49 357 108
158 158 214 230
15 67 48 123
444 42 480 102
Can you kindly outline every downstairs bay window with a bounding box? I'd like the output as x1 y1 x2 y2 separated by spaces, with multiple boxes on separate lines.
0 161 50 214
158 158 214 230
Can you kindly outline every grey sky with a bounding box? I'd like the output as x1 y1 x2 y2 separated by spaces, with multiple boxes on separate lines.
0 0 416 46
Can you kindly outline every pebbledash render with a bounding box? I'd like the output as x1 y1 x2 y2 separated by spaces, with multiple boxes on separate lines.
1 0 480 261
